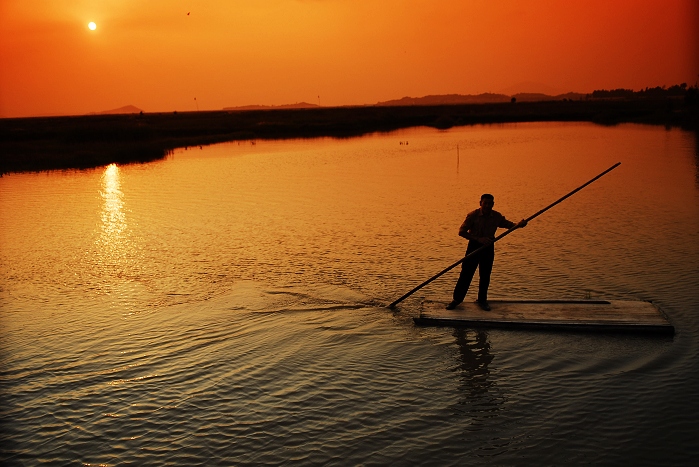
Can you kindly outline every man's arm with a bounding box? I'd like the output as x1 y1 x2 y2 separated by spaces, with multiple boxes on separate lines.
459 215 492 244
500 215 527 229
458 223 480 241
458 216 477 240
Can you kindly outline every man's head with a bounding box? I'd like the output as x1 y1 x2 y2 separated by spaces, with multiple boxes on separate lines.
480 193 494 214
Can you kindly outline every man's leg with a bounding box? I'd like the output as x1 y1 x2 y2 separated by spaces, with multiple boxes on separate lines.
452 256 479 304
451 242 483 305
476 247 495 303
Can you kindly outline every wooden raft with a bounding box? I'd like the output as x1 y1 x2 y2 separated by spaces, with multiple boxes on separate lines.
414 299 674 334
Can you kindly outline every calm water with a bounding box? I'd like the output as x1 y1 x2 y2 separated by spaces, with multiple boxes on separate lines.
1 122 698 465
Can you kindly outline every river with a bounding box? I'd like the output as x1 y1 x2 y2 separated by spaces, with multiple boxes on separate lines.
1 122 697 465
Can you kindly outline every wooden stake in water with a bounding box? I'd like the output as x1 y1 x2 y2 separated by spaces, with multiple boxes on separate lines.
387 162 622 309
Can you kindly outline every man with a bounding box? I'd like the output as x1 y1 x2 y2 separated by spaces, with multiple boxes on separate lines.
447 194 527 311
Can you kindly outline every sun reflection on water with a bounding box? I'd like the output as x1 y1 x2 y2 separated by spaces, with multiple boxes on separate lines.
100 164 126 240
97 163 131 264
93 164 151 311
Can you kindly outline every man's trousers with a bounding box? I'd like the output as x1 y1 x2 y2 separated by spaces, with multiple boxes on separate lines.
452 241 494 304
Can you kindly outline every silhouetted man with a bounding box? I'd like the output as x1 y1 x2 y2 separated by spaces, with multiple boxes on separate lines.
447 194 527 311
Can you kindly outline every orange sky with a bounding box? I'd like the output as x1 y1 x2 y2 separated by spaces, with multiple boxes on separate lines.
1 0 697 118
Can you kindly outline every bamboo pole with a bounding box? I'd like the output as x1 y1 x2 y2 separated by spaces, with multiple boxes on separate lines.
387 162 621 309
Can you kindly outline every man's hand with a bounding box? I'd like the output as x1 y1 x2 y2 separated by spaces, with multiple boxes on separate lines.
478 237 493 245
516 219 528 228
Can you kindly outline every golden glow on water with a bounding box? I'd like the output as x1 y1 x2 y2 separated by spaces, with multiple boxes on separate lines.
0 124 697 465
92 163 151 312
98 164 128 253
1 124 696 309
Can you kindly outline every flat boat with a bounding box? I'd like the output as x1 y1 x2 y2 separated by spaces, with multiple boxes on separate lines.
414 299 674 334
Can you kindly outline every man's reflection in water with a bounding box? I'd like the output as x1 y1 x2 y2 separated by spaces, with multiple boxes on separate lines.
452 328 503 418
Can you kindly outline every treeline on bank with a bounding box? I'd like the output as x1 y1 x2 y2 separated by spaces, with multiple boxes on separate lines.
590 83 698 102
1 90 698 174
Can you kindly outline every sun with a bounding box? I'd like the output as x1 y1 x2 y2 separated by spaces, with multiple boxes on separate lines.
88 22 97 31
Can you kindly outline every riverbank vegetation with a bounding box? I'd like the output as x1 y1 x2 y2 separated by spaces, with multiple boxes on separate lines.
1 86 697 174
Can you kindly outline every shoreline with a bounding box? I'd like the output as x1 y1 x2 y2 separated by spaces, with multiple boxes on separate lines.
1 99 697 174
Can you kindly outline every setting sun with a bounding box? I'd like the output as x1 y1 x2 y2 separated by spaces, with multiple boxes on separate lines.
88 21 96 30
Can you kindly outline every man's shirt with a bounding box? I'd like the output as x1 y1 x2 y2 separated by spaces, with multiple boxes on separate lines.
460 209 515 239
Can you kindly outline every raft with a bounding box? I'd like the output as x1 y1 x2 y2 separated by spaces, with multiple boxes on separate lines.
414 299 674 334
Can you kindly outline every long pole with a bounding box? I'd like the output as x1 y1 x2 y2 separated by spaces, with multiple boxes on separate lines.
387 162 621 309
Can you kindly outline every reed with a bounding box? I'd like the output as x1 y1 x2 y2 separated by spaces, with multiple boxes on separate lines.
1 99 696 174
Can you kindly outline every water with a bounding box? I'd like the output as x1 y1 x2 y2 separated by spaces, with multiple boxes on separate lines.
1 122 698 465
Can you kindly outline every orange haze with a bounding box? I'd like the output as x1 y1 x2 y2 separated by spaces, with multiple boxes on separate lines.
1 0 697 118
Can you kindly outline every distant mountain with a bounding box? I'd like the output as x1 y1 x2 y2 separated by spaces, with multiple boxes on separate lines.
223 102 319 111
90 105 143 115
498 81 566 96
512 92 586 102
376 93 511 106
374 92 588 106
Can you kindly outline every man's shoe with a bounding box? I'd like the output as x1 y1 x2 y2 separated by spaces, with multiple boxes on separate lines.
477 300 491 311
446 301 460 310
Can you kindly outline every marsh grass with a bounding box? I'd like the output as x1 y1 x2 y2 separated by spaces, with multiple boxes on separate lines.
1 99 697 174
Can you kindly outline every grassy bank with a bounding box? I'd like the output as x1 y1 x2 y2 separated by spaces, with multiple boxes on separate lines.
1 99 697 174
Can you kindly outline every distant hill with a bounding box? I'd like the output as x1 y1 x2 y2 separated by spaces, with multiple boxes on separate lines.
376 93 511 106
375 92 586 106
224 102 319 111
498 81 566 96
91 105 143 115
222 93 589 111
93 105 144 115
512 92 586 102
